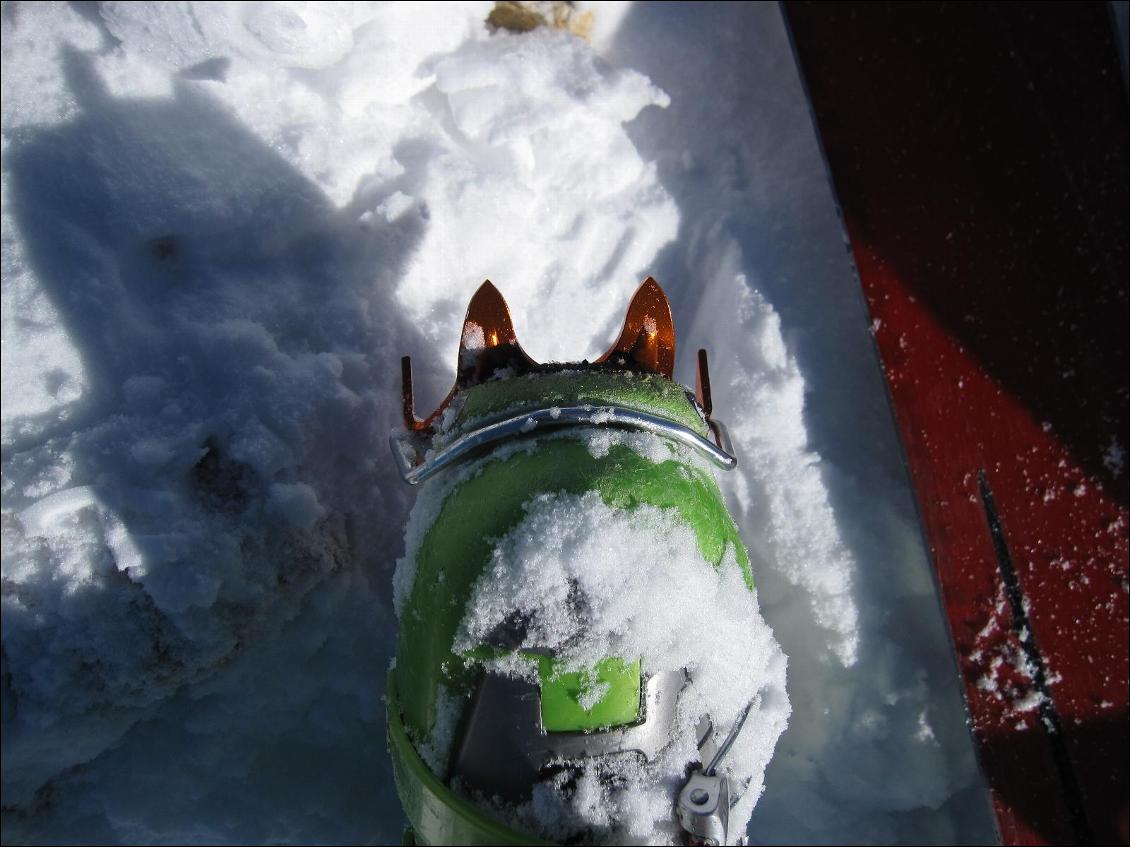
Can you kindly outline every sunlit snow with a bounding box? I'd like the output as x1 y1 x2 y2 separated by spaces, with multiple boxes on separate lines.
1 2 995 843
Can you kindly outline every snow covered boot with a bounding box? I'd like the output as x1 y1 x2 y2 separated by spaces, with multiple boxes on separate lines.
387 279 778 845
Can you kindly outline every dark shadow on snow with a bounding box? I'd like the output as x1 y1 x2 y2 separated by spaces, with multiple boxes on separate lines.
3 45 431 842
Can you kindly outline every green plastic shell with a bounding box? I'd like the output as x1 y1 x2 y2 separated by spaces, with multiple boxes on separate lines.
537 656 642 732
389 370 750 843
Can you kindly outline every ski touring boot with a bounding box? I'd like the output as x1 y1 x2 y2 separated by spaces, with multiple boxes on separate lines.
387 278 787 845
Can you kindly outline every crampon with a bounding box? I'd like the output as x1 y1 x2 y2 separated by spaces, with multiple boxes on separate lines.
387 278 780 846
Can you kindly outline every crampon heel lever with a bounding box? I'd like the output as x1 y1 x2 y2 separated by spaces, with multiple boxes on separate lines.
677 701 753 846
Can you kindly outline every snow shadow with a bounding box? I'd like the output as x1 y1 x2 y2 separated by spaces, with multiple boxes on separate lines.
609 4 996 843
4 46 422 842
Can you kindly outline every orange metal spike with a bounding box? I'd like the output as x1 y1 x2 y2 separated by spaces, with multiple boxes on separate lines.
694 347 730 452
401 355 422 431
456 280 537 387
464 281 517 345
403 281 539 432
402 278 682 434
596 277 676 379
695 348 713 417
457 281 525 376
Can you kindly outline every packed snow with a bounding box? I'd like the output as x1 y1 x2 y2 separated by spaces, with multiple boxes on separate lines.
1 2 996 844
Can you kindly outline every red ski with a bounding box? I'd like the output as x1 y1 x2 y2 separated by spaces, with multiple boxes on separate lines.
787 3 1129 844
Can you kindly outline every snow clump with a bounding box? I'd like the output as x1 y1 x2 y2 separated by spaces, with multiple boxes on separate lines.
452 490 789 843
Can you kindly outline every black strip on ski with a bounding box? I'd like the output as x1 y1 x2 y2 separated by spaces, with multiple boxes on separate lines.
977 470 1093 846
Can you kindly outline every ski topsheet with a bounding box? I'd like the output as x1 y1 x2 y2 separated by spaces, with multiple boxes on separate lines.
788 3 1129 844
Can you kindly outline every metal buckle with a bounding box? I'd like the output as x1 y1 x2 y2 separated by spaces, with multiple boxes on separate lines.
390 405 738 485
677 700 753 846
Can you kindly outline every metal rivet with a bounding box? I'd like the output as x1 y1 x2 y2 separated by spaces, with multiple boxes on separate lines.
690 788 710 805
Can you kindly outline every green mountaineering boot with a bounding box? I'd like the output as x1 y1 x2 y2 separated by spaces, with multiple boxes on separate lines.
387 279 758 845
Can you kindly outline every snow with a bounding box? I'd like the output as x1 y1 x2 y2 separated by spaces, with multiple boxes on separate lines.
448 490 788 842
1 2 995 844
265 481 327 530
416 682 466 776
1102 436 1124 477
